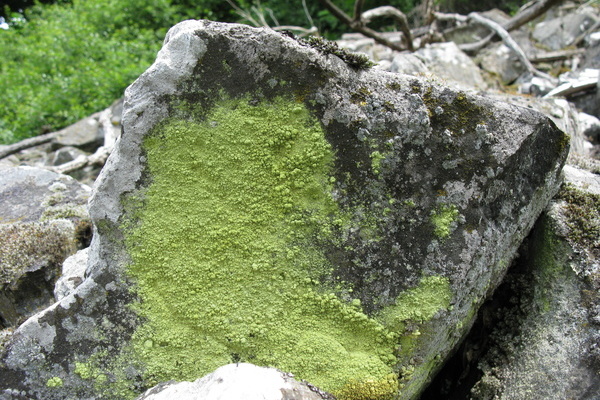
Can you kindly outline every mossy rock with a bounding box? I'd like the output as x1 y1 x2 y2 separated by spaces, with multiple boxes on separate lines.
0 167 91 331
0 21 568 400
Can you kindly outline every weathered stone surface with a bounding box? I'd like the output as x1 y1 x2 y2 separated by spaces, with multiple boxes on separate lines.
477 43 525 85
50 112 104 153
415 42 487 90
467 166 600 400
0 20 567 400
0 166 91 331
490 94 593 160
136 363 333 400
0 166 90 224
390 54 429 76
53 248 88 302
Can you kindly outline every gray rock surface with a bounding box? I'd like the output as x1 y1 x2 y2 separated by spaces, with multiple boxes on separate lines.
53 248 88 302
0 20 567 400
469 166 600 400
0 167 91 330
390 53 429 76
415 42 487 90
477 43 525 85
50 112 104 153
136 363 333 400
533 7 599 51
0 166 89 224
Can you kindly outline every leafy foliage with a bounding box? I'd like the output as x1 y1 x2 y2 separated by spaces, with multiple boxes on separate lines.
0 0 176 143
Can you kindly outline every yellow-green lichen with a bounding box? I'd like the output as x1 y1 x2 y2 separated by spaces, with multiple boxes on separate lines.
370 151 385 175
46 377 63 388
376 276 451 391
376 275 452 334
74 362 95 380
430 204 459 239
121 95 399 399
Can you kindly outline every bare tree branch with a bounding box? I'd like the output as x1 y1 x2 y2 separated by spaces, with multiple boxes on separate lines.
0 131 60 161
353 0 365 22
225 0 261 27
302 0 315 29
466 12 557 82
437 0 565 53
530 48 585 63
50 146 111 175
362 6 415 51
504 0 564 32
317 0 407 52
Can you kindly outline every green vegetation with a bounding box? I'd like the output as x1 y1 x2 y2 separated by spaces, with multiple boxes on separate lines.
0 0 397 144
0 0 529 144
0 0 175 143
556 184 600 253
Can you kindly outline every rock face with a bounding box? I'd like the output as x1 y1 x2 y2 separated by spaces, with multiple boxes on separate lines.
415 42 487 90
467 166 600 400
136 363 334 400
0 20 568 400
0 167 91 330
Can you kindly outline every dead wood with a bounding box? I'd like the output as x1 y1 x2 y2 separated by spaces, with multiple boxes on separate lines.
317 0 408 51
466 12 557 82
50 145 111 175
0 131 60 161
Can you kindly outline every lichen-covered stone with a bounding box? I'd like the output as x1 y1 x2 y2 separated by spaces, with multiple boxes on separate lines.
468 166 600 399
0 21 567 400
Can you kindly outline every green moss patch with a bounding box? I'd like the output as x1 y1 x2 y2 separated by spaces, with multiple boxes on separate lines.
556 184 600 256
122 95 399 399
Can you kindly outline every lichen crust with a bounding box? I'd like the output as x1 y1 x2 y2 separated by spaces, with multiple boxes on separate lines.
120 95 406 399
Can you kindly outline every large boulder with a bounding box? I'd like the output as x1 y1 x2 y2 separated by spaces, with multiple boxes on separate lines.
0 20 568 400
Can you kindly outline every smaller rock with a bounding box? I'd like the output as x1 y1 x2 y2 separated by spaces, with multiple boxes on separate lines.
50 112 104 153
0 167 91 329
416 42 487 90
0 166 90 224
0 220 76 328
54 248 88 301
136 363 334 400
518 75 557 97
578 112 600 143
478 43 525 85
49 146 88 167
562 165 600 195
390 53 429 75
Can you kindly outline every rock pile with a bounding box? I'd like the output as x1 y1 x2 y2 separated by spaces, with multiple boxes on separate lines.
338 2 600 161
